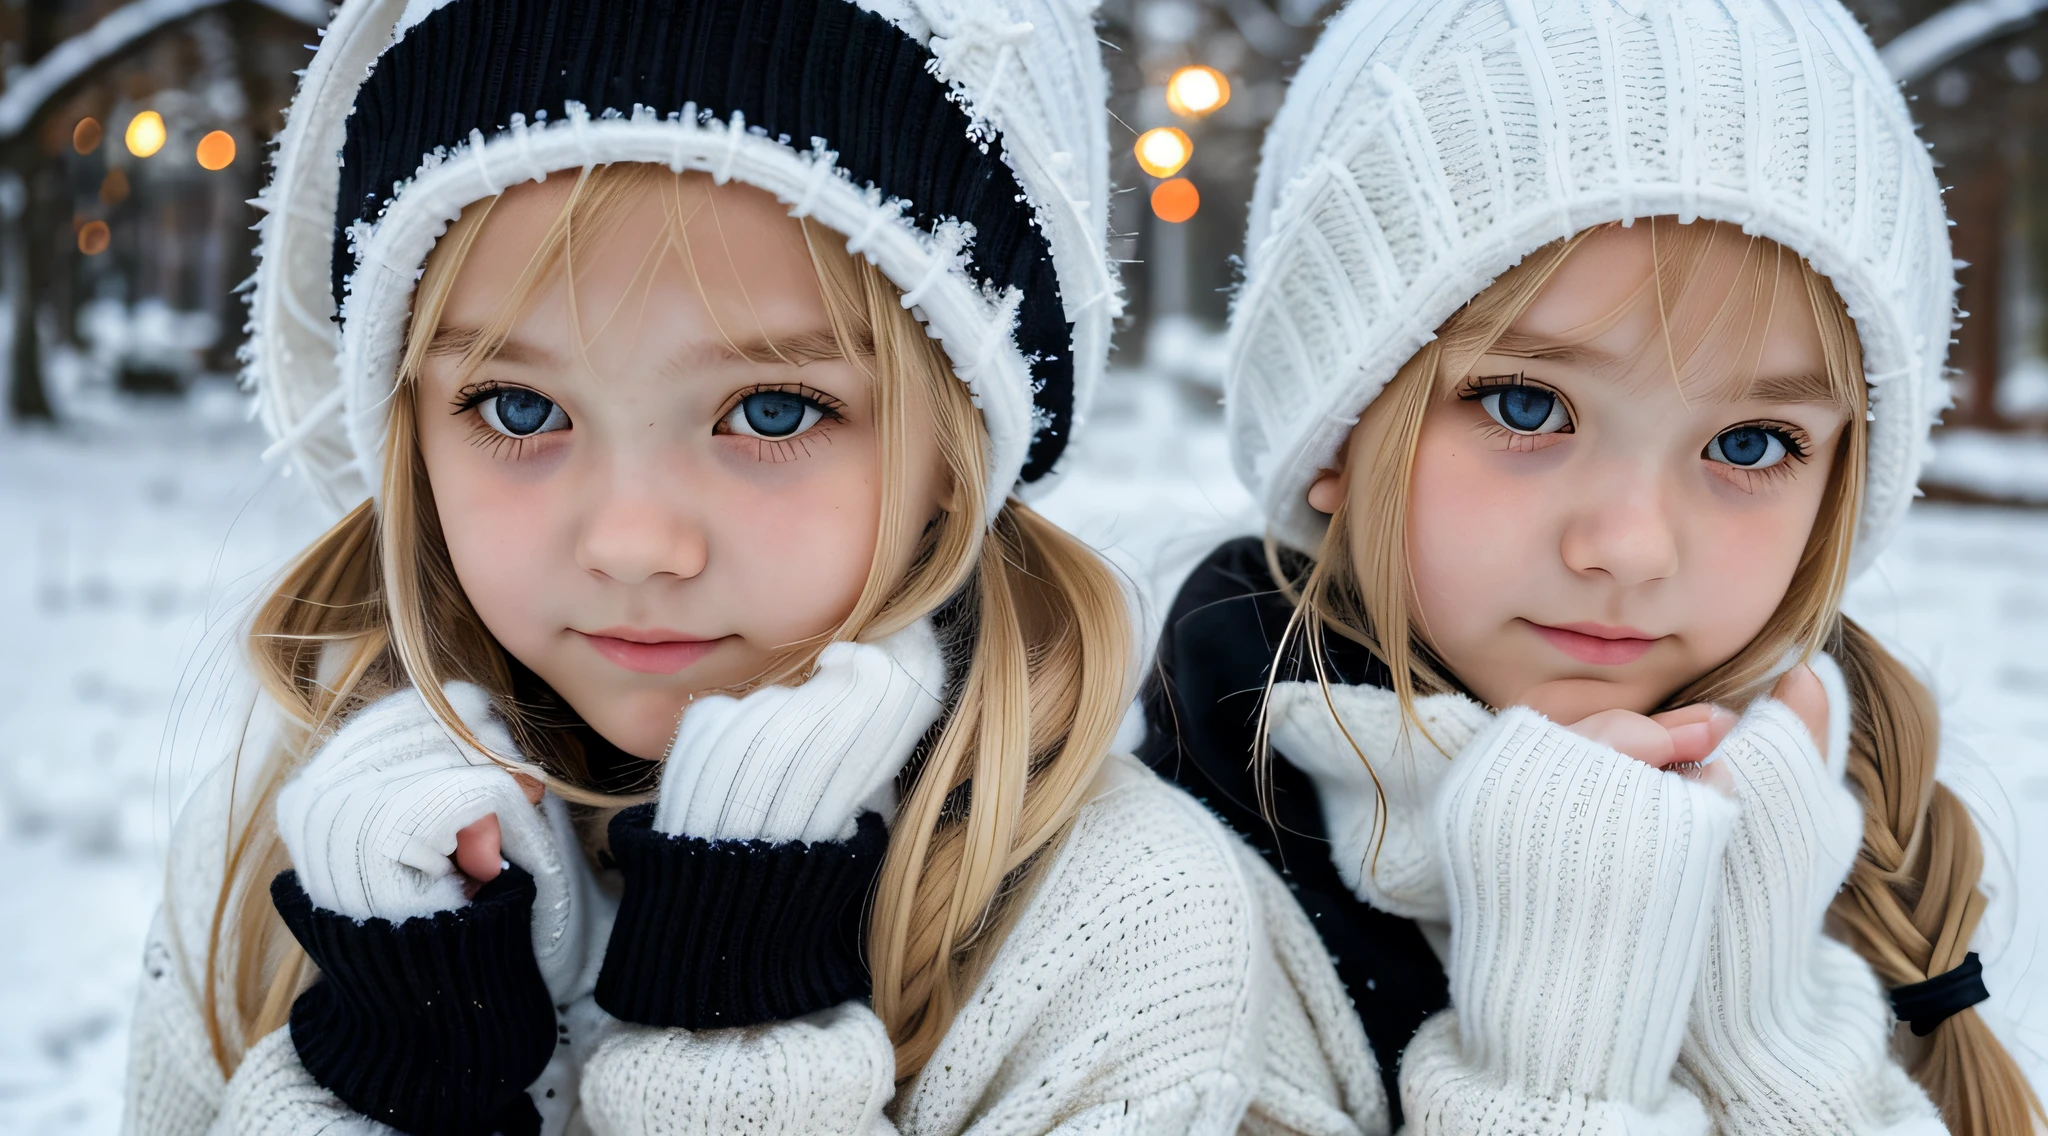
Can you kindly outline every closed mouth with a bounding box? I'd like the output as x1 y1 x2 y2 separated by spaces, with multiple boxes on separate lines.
577 628 727 675
1524 620 1664 666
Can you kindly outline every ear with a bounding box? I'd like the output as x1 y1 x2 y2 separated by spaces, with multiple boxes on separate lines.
1306 460 1349 515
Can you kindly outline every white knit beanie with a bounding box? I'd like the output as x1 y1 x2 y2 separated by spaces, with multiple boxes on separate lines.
244 0 1121 520
1228 0 1954 576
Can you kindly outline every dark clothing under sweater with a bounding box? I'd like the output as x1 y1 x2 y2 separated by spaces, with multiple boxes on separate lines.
1134 536 1450 1126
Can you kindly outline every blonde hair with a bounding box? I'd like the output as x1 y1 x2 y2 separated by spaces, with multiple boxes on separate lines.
201 163 1132 1082
1263 217 2044 1135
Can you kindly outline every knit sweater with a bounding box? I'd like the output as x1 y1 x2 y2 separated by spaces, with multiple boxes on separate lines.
1143 537 1950 1136
123 748 1393 1135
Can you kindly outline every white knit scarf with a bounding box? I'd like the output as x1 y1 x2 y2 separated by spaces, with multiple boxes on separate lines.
1266 681 1493 922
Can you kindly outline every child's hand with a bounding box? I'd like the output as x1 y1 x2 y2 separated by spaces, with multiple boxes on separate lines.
1767 663 1829 758
454 772 545 893
1546 702 1737 793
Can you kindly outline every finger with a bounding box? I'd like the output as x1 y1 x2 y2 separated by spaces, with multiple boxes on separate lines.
454 813 504 884
1566 709 1677 767
512 772 544 806
1649 703 1718 729
1770 664 1829 756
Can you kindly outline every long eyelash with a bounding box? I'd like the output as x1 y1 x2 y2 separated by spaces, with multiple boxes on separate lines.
1714 422 1812 492
452 380 542 459
715 381 849 426
463 416 534 460
451 379 509 414
734 432 835 464
1455 372 1535 400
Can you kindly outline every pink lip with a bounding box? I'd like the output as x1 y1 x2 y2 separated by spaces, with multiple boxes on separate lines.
577 627 726 675
1526 620 1664 666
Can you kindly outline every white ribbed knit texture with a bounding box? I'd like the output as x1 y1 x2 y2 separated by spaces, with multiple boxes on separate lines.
1676 682 1946 1133
1268 683 1494 921
243 0 1121 517
271 682 590 997
1420 708 1739 1123
124 755 1397 1136
655 622 947 843
1228 0 1954 576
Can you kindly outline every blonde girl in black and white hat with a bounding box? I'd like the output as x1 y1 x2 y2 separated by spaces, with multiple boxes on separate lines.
1143 0 2045 1133
118 2 1378 1134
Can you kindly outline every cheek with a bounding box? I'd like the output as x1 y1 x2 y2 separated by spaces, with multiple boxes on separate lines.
416 424 565 656
710 438 884 641
1680 476 1827 658
1401 417 1556 641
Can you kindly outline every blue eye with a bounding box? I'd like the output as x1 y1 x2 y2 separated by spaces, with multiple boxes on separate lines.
1477 385 1571 434
724 390 825 439
1706 425 1790 469
478 388 568 437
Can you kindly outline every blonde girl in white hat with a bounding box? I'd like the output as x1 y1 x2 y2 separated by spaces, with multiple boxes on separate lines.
120 2 1375 1133
1142 0 2045 1133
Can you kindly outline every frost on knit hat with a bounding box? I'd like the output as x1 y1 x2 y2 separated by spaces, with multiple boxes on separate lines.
244 0 1122 518
1228 0 1955 576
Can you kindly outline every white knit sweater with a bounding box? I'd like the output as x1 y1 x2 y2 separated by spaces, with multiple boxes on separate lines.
1268 677 1950 1136
122 753 1393 1136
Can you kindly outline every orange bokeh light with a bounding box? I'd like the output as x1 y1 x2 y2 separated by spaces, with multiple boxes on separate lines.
1134 127 1192 179
77 221 111 256
1165 66 1230 118
73 117 103 155
196 131 236 171
1151 178 1199 223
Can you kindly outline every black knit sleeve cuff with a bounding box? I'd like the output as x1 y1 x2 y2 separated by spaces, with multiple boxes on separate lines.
595 805 887 1030
270 868 554 1136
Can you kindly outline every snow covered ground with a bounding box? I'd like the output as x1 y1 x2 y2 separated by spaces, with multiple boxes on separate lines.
1 372 2045 1132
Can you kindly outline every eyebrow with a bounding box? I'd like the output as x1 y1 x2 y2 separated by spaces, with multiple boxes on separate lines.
1719 371 1842 406
708 327 867 367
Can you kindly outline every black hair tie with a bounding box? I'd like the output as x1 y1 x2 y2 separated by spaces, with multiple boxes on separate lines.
1889 951 1989 1037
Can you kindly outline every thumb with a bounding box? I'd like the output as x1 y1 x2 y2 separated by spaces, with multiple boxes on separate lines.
454 813 505 884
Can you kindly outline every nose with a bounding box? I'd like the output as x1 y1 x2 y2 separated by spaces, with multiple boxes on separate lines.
575 482 708 585
1557 463 1680 586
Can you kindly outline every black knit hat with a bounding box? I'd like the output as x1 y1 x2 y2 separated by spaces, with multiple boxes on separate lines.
247 0 1121 515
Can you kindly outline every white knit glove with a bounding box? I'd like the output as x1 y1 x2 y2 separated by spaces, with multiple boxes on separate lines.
1400 707 1738 1134
1677 660 1946 1134
1268 682 1493 919
655 620 947 843
273 682 588 996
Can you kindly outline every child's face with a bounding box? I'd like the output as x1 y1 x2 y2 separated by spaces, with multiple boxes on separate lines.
414 178 950 760
1313 224 1852 721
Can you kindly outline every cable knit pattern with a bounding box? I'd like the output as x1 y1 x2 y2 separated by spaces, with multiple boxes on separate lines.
1676 670 1945 1134
1268 683 1494 921
126 753 1398 1135
1227 0 1953 578
1403 708 1738 1133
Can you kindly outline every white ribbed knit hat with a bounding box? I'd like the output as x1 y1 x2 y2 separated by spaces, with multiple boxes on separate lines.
1228 0 1954 576
245 0 1121 520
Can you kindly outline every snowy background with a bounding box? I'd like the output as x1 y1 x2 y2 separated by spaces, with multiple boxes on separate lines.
1 371 2046 1132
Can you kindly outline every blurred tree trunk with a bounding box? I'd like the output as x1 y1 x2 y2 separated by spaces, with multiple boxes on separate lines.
6 0 61 423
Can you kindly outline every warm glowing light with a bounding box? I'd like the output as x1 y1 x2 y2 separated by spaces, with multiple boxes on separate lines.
100 168 130 206
78 221 110 256
73 117 103 155
1134 127 1192 179
1151 177 1199 223
125 110 166 158
196 130 236 170
1165 66 1230 118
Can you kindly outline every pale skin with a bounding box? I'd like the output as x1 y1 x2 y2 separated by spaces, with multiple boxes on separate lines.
406 176 948 882
1307 222 1840 770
